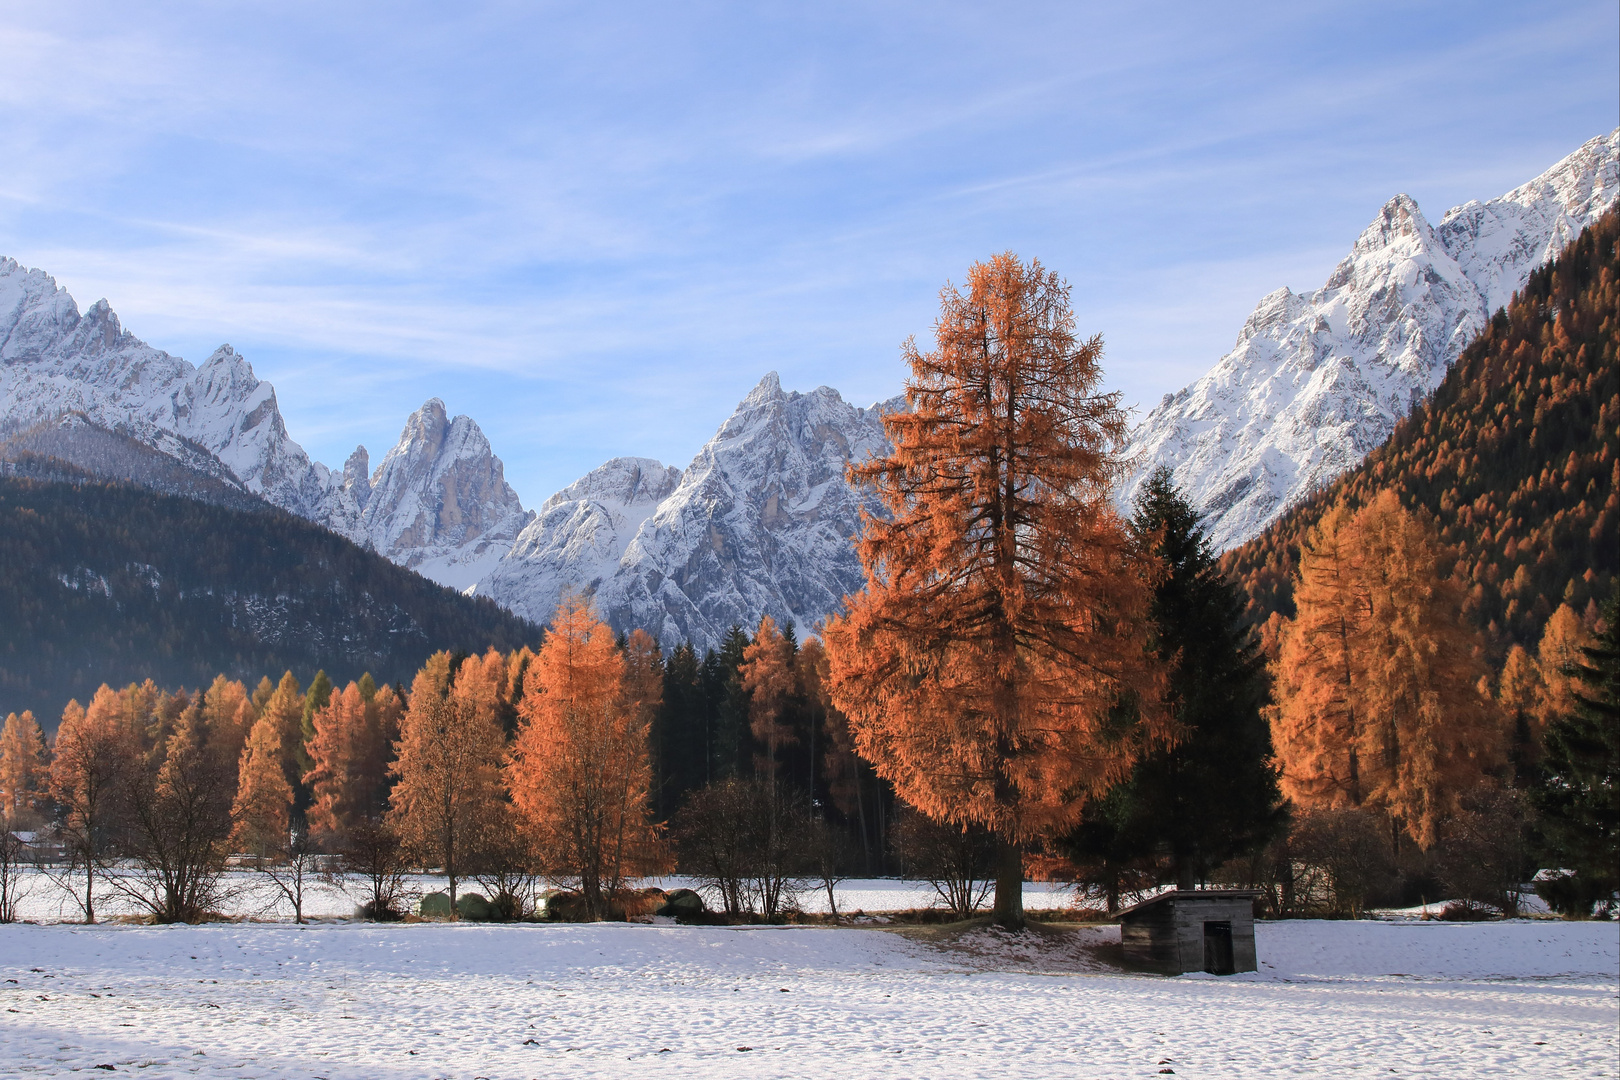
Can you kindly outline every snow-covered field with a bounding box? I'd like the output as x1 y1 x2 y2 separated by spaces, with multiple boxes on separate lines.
5 871 1074 922
1 918 1614 1079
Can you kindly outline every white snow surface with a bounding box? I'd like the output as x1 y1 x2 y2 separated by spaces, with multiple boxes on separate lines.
0 918 1613 1079
0 260 530 591
1121 128 1620 551
483 373 905 648
4 872 1073 924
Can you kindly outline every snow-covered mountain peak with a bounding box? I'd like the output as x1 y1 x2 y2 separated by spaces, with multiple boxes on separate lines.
1120 128 1620 551
480 375 897 646
542 455 682 514
1 262 535 592
1344 193 1434 262
355 399 532 591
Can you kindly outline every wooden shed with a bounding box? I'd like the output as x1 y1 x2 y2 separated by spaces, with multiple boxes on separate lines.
1118 890 1259 975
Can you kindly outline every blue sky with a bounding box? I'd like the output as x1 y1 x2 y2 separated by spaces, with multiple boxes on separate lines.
1 1 1615 503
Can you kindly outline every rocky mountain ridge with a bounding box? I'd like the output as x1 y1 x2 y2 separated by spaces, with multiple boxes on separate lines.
479 374 902 649
0 258 526 586
1119 128 1620 550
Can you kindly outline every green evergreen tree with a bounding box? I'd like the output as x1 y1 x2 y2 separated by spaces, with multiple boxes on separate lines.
1063 468 1286 889
1532 589 1620 915
301 670 334 752
656 643 706 818
708 626 752 779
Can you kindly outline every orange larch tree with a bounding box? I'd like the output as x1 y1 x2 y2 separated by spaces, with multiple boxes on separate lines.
199 676 256 800
1535 603 1592 728
0 711 49 828
231 709 293 858
49 687 141 922
509 601 663 919
1271 490 1504 848
305 680 402 845
824 252 1167 927
741 614 797 788
1268 502 1367 808
387 652 507 916
259 672 307 794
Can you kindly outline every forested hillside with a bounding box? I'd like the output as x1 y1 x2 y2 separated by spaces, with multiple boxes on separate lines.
1221 208 1620 656
0 475 541 724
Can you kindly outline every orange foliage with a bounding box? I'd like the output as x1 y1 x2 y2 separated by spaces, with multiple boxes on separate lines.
231 710 293 856
509 600 663 918
387 652 507 912
49 687 142 921
824 253 1166 922
0 710 49 826
305 681 403 844
741 614 796 783
1270 491 1504 848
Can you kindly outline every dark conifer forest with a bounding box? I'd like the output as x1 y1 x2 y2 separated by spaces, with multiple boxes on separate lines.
0 474 541 724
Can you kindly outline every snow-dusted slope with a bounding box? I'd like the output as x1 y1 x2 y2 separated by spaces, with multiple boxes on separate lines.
476 456 682 622
0 260 331 514
1121 129 1620 550
0 260 529 589
483 374 900 647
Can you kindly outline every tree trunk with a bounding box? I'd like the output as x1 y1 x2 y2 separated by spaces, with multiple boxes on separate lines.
991 838 1024 929
1175 854 1195 891
84 863 95 925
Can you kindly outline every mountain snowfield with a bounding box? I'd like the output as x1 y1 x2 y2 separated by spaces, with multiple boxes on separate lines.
1118 128 1620 550
479 375 902 648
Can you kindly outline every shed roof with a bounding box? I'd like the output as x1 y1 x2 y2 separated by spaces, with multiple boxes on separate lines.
1118 889 1259 920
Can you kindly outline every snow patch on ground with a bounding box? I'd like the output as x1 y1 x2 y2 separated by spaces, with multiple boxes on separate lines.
0 919 1612 1078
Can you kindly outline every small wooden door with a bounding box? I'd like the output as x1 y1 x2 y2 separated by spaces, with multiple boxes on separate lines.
1202 920 1234 975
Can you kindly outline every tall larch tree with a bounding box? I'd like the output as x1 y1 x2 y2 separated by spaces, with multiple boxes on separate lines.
1270 502 1367 808
1537 604 1592 728
0 711 49 827
123 697 238 923
1272 490 1503 848
509 601 663 919
232 708 293 858
388 651 507 916
199 676 256 797
49 687 141 922
258 672 306 803
741 614 797 789
824 252 1167 927
306 680 402 845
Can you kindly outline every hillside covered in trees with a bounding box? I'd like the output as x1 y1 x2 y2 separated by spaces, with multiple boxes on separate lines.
0 474 541 724
1221 208 1620 656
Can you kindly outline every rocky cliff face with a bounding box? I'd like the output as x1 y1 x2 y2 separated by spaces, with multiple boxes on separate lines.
353 399 532 591
481 374 901 649
0 260 528 587
1120 128 1620 550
